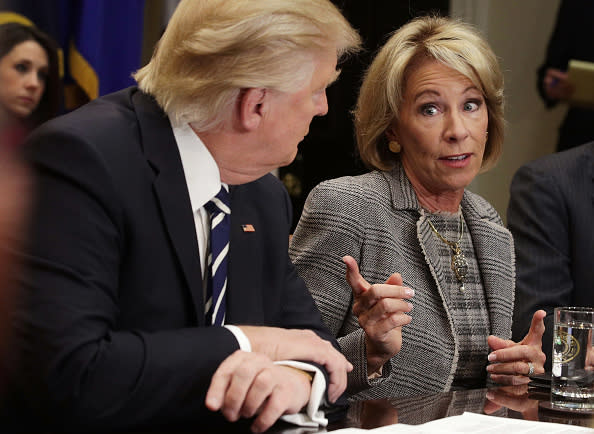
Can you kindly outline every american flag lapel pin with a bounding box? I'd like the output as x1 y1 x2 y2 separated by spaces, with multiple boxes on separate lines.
242 224 256 232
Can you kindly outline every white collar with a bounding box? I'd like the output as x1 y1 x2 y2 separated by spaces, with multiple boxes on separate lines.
170 119 221 212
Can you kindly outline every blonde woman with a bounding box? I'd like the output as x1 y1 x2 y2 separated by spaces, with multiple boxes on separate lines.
291 16 546 399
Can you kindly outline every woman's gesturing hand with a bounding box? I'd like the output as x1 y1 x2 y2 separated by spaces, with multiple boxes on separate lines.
343 255 414 375
487 310 547 385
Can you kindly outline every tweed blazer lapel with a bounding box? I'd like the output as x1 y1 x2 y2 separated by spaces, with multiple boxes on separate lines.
386 162 515 341
133 90 205 324
415 210 459 391
386 164 457 332
386 165 459 388
386 164 457 306
461 193 515 339
415 213 451 311
385 164 419 211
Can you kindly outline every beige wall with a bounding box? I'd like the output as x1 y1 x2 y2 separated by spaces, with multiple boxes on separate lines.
452 0 566 223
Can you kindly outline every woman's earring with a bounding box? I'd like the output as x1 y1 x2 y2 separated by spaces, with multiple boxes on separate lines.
389 141 401 153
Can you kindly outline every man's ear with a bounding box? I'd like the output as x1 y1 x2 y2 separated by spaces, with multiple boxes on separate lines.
237 88 267 131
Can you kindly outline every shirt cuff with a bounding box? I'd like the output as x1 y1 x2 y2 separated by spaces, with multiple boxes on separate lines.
224 325 252 352
274 360 328 427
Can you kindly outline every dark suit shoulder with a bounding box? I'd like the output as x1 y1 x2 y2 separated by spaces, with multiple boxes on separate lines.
35 87 146 143
21 88 164 237
23 88 164 186
516 142 594 185
233 173 289 204
36 87 138 131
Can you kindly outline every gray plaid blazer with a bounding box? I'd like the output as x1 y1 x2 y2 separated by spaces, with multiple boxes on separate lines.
290 163 515 399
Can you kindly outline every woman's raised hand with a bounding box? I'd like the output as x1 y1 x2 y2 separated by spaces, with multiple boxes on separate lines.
343 255 414 375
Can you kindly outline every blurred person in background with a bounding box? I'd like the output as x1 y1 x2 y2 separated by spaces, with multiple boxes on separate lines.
537 1 594 152
508 142 594 370
0 22 59 147
0 149 29 389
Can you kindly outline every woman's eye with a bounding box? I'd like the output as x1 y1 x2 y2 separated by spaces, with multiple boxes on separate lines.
421 104 438 116
14 63 28 73
464 101 480 111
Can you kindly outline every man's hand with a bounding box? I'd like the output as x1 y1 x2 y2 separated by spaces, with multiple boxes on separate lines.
205 351 311 433
543 67 574 101
343 256 413 375
487 310 546 385
239 326 352 403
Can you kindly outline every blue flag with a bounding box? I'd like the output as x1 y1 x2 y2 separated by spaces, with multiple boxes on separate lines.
69 0 145 99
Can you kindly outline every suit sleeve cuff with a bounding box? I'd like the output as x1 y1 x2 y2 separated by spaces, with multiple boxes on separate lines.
274 360 328 427
223 325 252 352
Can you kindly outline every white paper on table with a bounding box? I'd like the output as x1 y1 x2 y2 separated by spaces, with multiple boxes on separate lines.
329 412 593 433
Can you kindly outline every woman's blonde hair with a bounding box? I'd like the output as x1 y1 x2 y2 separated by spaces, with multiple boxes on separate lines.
134 0 360 130
355 15 504 172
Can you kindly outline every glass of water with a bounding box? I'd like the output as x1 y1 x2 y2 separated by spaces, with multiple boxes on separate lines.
551 306 594 410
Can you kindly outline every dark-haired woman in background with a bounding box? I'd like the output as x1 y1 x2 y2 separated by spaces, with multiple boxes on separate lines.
0 22 60 146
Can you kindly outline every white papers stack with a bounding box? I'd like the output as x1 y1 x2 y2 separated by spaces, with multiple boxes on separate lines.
330 412 593 433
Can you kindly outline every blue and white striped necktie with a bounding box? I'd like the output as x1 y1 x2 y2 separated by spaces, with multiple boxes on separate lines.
204 184 230 326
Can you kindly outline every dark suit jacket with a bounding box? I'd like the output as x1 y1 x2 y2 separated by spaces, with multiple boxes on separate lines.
13 87 334 431
508 142 594 370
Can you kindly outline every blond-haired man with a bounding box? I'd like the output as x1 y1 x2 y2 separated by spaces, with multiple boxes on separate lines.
14 1 360 432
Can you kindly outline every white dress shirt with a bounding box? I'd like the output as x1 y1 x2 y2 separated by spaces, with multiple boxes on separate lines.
171 119 327 427
172 120 251 350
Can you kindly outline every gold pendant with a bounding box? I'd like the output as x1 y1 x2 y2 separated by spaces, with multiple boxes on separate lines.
451 245 468 291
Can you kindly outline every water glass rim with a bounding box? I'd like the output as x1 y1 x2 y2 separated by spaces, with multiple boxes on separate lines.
554 306 594 313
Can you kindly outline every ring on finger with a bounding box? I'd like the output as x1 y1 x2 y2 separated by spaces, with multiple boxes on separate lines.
527 361 535 376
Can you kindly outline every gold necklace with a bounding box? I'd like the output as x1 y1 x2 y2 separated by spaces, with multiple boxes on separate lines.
426 214 469 291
